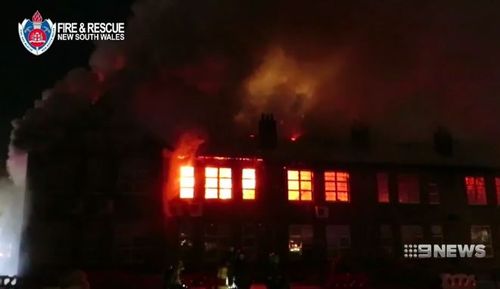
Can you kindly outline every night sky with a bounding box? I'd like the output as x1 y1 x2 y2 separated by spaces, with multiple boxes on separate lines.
4 0 500 174
2 0 133 170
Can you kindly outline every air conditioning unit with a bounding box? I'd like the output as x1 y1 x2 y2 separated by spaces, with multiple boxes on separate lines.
189 203 203 217
315 206 329 218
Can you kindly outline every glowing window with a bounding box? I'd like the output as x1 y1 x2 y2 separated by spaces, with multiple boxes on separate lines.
377 173 389 203
242 168 256 200
324 171 350 202
465 176 487 205
205 167 232 200
180 166 194 199
471 225 493 257
397 174 420 204
287 170 313 201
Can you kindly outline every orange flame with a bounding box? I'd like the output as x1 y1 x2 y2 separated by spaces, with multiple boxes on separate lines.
164 133 204 216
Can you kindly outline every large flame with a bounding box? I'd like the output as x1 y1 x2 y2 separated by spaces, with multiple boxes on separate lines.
163 133 204 216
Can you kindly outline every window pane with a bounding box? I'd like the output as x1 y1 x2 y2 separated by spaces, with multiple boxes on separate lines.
206 167 218 178
377 172 389 203
219 189 231 200
242 179 255 189
288 170 299 180
219 178 232 189
219 168 232 178
465 176 487 205
301 180 312 191
180 187 194 199
288 180 299 191
325 182 336 191
325 192 336 201
300 171 312 180
301 190 312 201
242 169 255 179
398 174 420 204
205 188 218 199
243 189 255 200
289 190 300 201
205 178 218 189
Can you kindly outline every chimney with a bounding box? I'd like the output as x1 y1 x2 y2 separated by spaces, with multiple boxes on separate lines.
350 122 371 150
433 127 453 157
258 114 277 150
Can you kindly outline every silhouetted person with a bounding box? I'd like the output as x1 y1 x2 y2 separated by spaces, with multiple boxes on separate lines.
266 253 289 289
164 261 185 289
234 251 251 289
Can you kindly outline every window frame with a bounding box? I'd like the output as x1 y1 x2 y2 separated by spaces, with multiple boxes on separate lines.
464 176 487 205
204 167 232 200
324 171 350 202
287 169 313 201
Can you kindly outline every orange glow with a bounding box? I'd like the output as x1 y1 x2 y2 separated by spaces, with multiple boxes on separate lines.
205 167 232 200
164 133 204 216
288 170 313 201
180 166 195 199
197 155 263 162
324 171 350 202
242 168 256 200
290 132 302 142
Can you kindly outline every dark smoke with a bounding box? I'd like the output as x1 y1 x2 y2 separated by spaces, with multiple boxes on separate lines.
9 0 500 173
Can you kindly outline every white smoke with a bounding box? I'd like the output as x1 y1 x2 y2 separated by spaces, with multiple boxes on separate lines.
0 146 28 275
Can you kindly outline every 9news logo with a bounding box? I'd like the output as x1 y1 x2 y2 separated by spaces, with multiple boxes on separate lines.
404 244 486 259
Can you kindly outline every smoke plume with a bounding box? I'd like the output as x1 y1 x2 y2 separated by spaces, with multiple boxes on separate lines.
10 0 500 161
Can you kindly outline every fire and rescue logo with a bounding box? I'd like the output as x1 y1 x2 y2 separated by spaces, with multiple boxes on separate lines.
18 11 56 56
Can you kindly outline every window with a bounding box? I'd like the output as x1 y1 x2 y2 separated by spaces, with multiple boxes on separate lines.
398 174 420 204
180 166 195 199
401 225 424 243
471 225 493 257
428 182 440 204
242 168 256 200
495 177 500 205
204 224 231 261
205 167 232 199
324 171 350 202
465 176 487 205
377 173 389 203
326 225 351 258
380 225 393 254
287 170 313 201
288 225 313 256
430 225 444 242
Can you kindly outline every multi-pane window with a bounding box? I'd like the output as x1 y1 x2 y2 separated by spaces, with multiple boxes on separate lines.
204 224 231 261
495 177 500 205
471 225 493 257
324 172 350 202
430 225 444 242
428 182 440 204
377 173 390 203
401 225 424 243
465 176 487 205
398 174 420 204
242 168 256 200
180 166 195 199
288 224 313 256
287 170 313 201
205 167 232 199
380 225 393 254
326 225 351 258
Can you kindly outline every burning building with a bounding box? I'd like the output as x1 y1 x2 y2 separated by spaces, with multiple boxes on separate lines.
19 107 500 285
